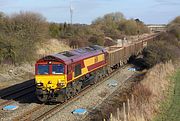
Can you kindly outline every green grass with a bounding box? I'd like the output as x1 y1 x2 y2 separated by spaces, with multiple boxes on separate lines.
154 70 180 121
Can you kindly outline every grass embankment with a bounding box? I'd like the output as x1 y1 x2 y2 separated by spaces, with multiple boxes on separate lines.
128 62 175 121
107 62 175 121
154 70 180 121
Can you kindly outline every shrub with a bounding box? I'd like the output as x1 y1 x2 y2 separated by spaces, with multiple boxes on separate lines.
118 19 149 35
142 40 175 68
0 11 49 64
167 16 180 40
88 34 105 46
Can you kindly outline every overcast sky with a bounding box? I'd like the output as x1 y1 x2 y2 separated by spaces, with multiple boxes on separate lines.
0 0 180 24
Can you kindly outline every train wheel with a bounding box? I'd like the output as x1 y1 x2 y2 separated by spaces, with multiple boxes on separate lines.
57 94 67 103
56 89 67 103
66 89 73 99
66 84 75 99
74 81 82 94
36 89 48 102
37 94 48 103
92 73 98 84
107 66 113 74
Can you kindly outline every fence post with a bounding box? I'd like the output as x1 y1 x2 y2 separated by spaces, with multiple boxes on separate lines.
117 108 120 120
122 39 124 47
131 94 134 104
110 113 113 121
141 103 144 121
123 102 127 121
127 99 130 120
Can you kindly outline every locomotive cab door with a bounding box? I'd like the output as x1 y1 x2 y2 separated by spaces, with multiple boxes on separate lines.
67 65 72 81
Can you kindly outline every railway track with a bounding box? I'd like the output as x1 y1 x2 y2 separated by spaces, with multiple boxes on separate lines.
0 84 35 108
13 65 129 121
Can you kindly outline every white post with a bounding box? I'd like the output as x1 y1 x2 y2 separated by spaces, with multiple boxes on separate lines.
117 108 120 120
110 113 113 121
131 94 134 104
123 102 127 121
127 99 130 120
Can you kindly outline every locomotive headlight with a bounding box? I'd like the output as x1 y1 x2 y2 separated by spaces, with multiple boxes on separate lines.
36 81 43 86
36 83 43 86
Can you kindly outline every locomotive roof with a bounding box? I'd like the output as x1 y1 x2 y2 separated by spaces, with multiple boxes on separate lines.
39 45 106 64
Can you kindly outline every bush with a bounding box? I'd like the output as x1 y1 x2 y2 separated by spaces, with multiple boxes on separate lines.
0 11 49 64
167 16 180 40
142 40 175 68
48 12 149 47
142 16 180 68
118 19 149 35
88 34 105 46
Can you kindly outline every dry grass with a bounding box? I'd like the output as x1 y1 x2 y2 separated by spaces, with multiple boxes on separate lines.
108 61 175 121
0 63 35 88
37 39 71 56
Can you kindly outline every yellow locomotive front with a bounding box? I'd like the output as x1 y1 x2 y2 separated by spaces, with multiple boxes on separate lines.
35 58 68 102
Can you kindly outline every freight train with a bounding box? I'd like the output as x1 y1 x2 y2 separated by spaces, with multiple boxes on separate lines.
35 34 158 103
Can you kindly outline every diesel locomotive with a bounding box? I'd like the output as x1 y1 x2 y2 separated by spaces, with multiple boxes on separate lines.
35 45 108 102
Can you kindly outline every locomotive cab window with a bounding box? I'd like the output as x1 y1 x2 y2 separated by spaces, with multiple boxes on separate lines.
52 64 64 74
74 64 81 77
37 64 49 75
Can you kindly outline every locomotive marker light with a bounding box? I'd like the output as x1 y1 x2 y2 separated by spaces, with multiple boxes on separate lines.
36 83 43 86
57 80 65 88
48 81 52 84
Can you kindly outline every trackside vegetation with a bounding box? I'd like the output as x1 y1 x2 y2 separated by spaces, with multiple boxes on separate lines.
142 16 180 68
100 16 180 121
168 16 180 40
101 22 180 120
0 12 49 64
0 11 149 65
139 16 180 121
154 70 180 121
49 12 149 47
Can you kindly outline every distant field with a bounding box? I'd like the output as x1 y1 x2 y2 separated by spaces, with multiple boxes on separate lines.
155 70 180 121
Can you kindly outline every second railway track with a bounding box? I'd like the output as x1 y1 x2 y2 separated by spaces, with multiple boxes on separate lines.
0 83 35 108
